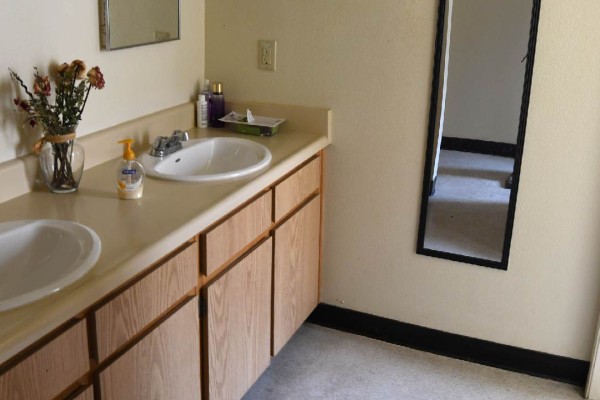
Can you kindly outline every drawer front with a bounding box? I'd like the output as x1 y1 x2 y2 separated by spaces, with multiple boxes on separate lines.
99 299 201 400
95 243 198 361
274 156 320 222
0 320 89 400
203 191 272 276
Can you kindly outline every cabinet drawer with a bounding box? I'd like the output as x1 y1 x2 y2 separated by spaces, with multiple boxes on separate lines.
203 191 272 276
99 299 201 400
274 156 320 221
95 243 198 361
0 320 89 400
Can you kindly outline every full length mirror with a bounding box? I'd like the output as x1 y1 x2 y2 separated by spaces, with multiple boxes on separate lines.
417 0 541 269
101 0 180 51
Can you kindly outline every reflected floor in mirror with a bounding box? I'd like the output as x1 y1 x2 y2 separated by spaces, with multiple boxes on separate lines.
424 150 513 261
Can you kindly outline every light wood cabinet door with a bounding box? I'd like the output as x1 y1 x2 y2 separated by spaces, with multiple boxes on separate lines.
99 299 201 400
0 320 89 400
273 195 320 355
206 238 272 400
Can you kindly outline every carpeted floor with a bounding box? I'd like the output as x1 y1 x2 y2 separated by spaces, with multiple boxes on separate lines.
243 324 583 400
423 150 514 261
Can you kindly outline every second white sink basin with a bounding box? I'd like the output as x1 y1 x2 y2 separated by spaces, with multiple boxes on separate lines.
140 137 272 182
0 220 101 312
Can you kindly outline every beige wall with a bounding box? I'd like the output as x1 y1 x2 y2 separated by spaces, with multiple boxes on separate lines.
0 0 204 164
206 0 600 361
444 0 531 144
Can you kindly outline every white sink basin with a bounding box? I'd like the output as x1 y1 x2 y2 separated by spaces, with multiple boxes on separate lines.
140 137 272 182
0 220 101 312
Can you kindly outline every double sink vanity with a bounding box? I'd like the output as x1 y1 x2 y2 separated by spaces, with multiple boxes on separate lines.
0 101 331 400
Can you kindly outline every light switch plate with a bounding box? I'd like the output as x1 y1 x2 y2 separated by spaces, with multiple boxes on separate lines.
258 40 277 71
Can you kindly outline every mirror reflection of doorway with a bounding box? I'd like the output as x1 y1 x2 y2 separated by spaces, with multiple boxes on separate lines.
417 0 541 269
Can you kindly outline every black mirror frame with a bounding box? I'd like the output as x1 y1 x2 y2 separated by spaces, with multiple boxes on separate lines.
416 0 542 270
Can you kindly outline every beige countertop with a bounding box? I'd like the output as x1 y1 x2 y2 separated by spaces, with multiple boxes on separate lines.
0 107 330 365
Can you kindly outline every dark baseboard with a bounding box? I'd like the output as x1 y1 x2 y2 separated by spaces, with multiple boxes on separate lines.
441 137 516 158
307 303 589 387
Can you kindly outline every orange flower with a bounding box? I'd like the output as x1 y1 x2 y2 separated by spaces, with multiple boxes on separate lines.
87 66 105 89
70 59 87 79
33 76 51 96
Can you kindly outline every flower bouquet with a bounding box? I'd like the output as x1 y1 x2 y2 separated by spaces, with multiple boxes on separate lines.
10 60 105 193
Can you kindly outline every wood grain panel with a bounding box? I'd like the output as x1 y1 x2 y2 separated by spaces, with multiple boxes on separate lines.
274 156 320 222
204 191 272 277
0 320 88 400
273 196 321 355
95 244 198 361
207 238 272 400
99 299 201 400
73 386 93 400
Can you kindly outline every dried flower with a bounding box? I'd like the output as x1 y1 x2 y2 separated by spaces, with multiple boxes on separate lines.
87 66 105 90
70 59 86 79
13 98 30 112
9 59 105 131
57 63 69 75
33 75 51 96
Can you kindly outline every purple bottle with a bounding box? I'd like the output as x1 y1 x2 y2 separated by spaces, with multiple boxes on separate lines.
210 82 225 128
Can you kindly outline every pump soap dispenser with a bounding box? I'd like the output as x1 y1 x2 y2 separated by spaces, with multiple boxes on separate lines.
116 139 145 200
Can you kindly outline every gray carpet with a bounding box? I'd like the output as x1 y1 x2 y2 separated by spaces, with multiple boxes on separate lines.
243 324 583 400
423 150 513 261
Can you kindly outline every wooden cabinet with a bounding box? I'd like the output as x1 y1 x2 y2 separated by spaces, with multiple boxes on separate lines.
273 195 321 355
0 151 324 400
95 243 198 362
99 299 201 400
0 320 89 400
205 238 272 400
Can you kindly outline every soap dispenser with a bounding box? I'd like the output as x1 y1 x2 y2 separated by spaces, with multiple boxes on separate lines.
116 139 145 200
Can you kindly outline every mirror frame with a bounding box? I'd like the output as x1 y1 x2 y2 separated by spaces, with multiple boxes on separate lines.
100 0 181 51
416 0 542 270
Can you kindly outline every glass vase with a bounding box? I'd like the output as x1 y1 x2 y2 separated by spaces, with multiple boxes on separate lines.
38 125 85 193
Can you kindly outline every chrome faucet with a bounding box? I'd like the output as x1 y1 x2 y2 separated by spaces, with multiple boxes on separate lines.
149 130 189 157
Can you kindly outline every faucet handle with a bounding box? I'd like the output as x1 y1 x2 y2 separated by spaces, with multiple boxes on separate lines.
172 130 189 142
153 136 168 149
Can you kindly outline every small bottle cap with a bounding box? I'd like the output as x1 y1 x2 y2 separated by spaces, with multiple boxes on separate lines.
212 82 223 94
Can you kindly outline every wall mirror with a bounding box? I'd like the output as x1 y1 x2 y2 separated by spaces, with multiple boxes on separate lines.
417 0 542 270
100 0 180 51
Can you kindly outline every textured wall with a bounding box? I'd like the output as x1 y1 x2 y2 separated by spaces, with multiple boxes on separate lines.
0 0 204 164
206 0 600 360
